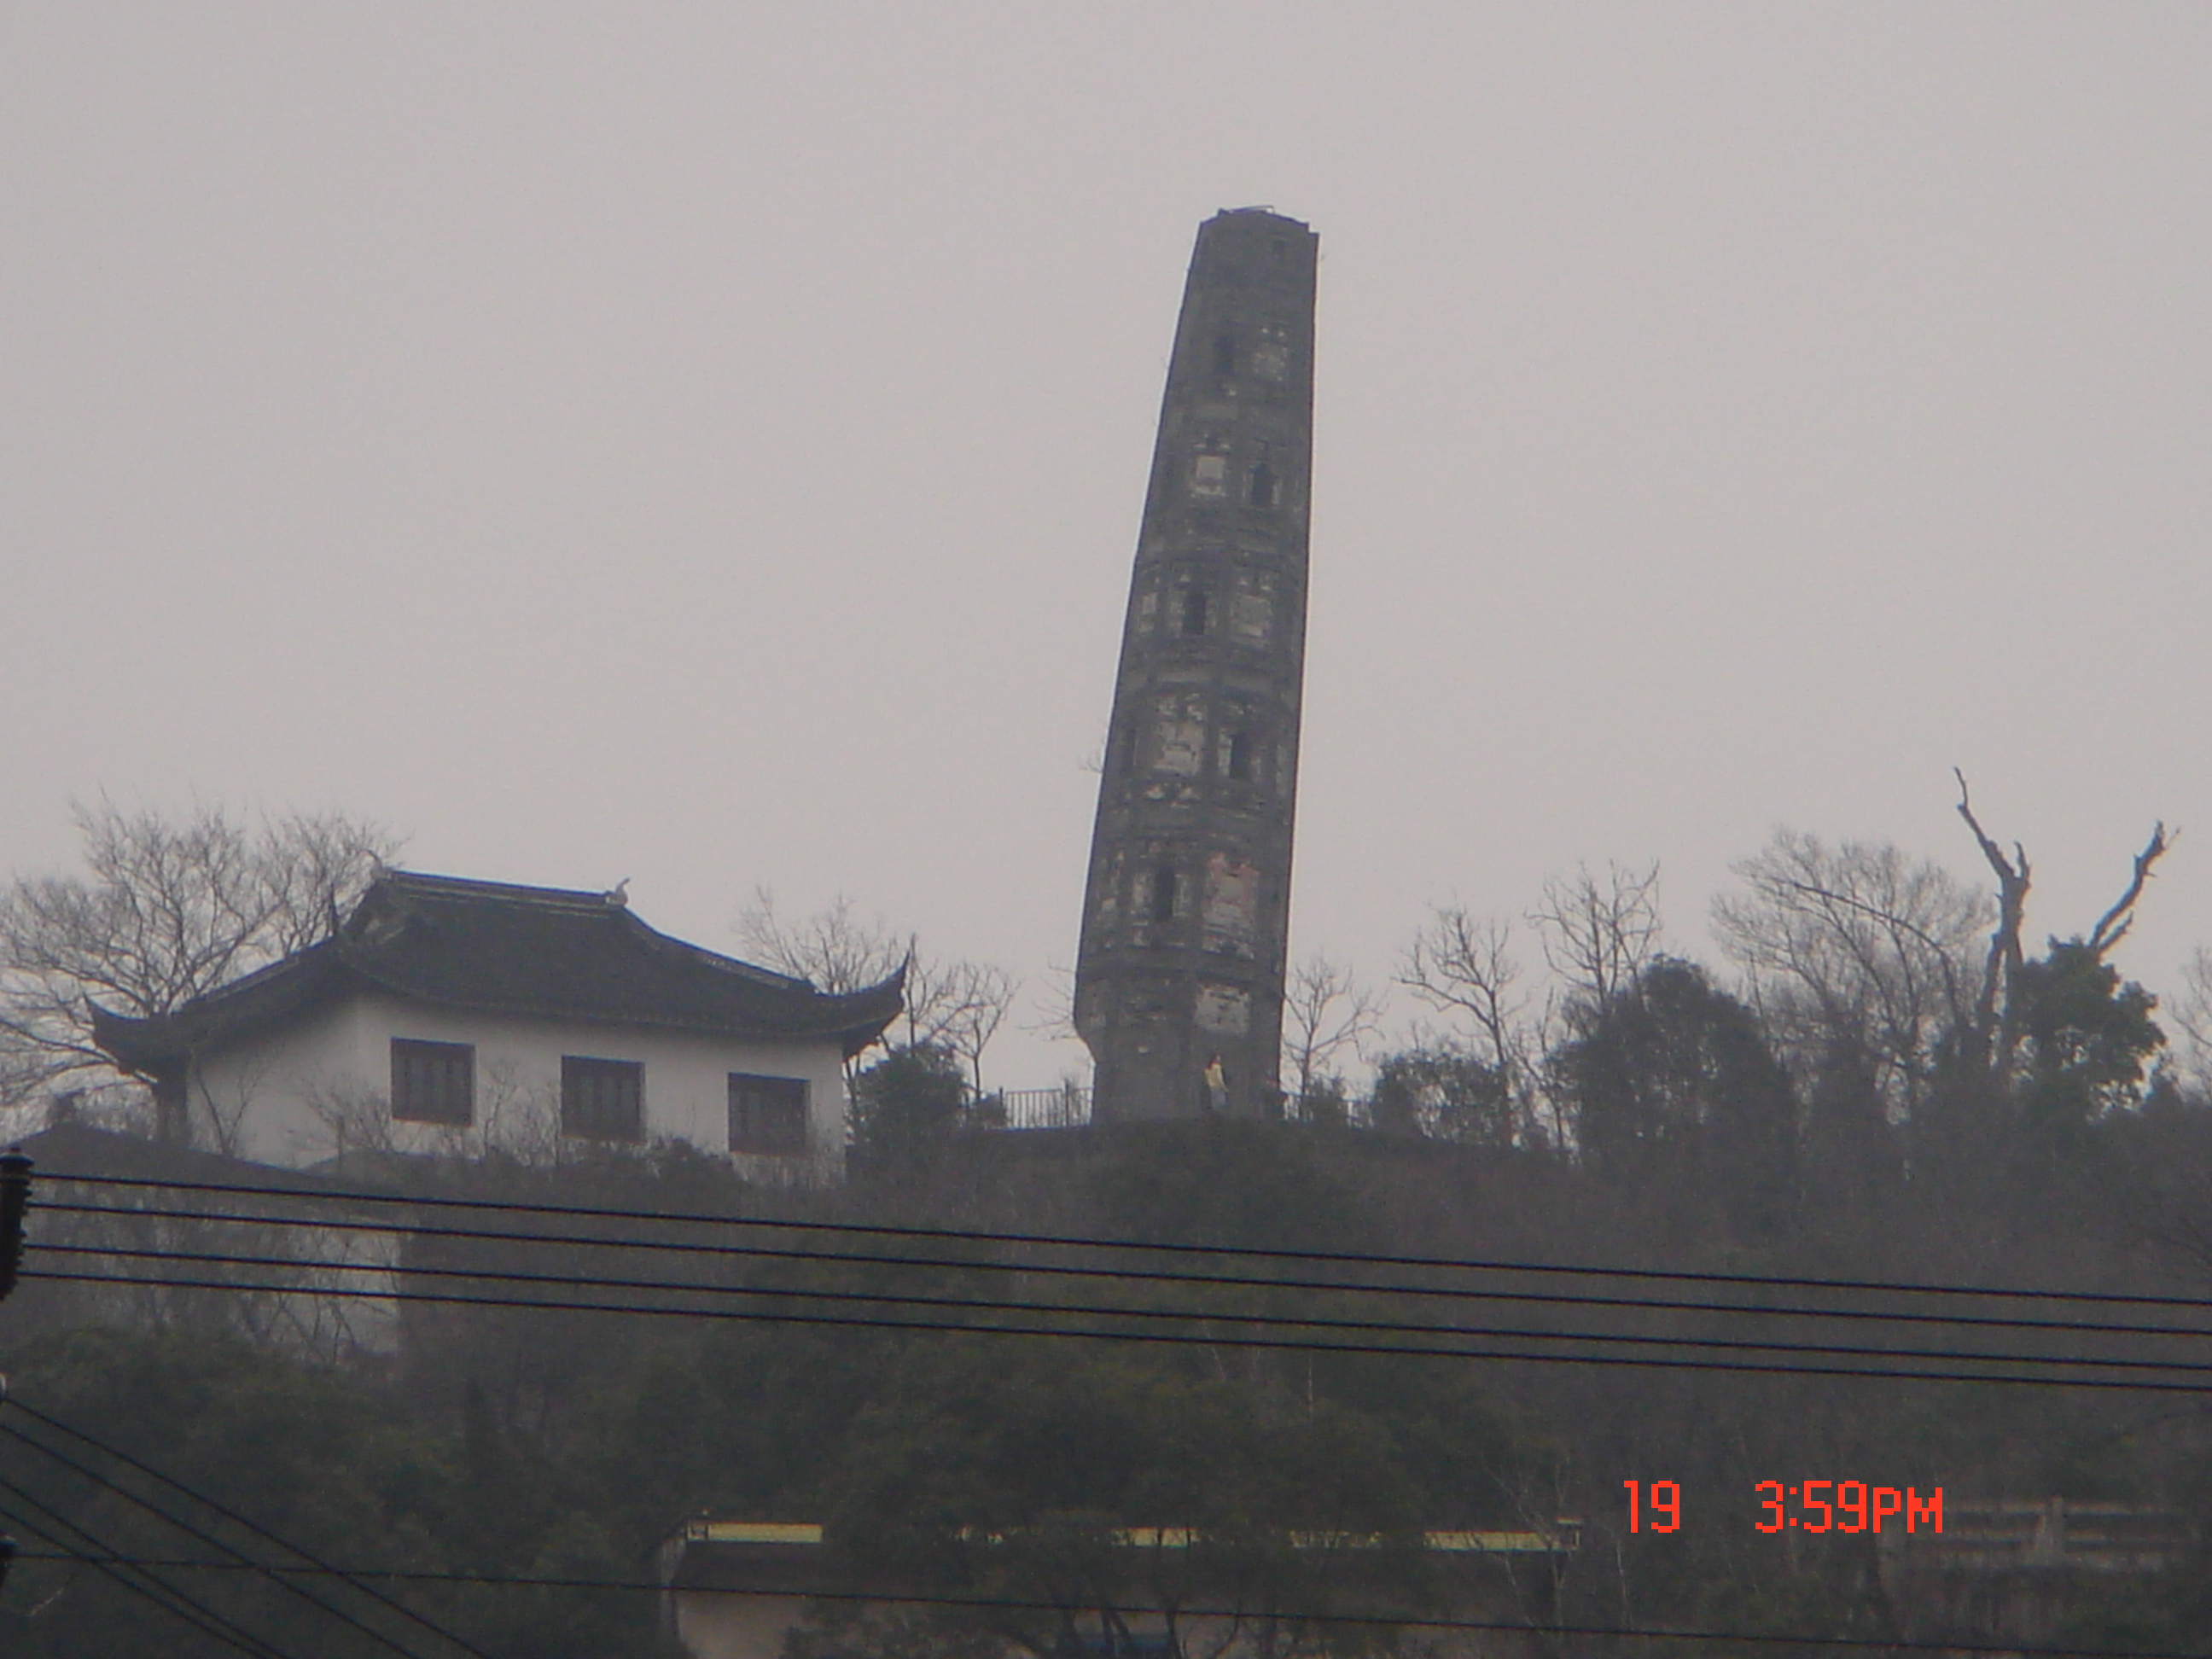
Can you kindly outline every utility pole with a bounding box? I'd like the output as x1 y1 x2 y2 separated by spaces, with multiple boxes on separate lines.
0 1150 30 1595
0 1150 31 1299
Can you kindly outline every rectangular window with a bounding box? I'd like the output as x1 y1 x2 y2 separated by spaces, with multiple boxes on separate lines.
390 1039 474 1126
562 1056 644 1142
729 1074 811 1155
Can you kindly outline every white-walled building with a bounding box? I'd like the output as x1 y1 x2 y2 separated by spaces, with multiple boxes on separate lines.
90 871 903 1177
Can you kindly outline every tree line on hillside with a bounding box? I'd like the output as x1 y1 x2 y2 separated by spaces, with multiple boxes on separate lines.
6 783 2205 1176
8 792 2212 1655
12 1097 2212 1656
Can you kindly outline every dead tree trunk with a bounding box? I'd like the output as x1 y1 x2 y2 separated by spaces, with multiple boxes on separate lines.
1953 769 2172 1089
1954 770 2031 1085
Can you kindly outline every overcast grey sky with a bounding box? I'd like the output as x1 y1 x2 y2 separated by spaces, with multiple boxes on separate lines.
5 3 2209 1091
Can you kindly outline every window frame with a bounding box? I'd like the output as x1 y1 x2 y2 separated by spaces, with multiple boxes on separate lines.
390 1038 475 1126
728 1073 812 1156
561 1055 645 1144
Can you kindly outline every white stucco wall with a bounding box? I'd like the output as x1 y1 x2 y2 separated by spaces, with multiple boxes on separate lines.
186 992 850 1173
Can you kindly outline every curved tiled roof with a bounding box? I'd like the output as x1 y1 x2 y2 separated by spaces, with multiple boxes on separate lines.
93 870 904 1070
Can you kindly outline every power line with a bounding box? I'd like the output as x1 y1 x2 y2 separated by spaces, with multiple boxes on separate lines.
22 1177 2208 1657
41 1195 2212 1348
30 1237 2212 1384
30 1264 2212 1394
44 1169 2212 1312
0 1423 434 1659
0 1475 300 1659
6 1544 2202 1659
0 1407 491 1659
3 1397 493 1659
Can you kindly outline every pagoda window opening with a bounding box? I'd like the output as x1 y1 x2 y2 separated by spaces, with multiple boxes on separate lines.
1248 462 1278 509
1150 865 1178 923
1226 730 1253 782
1181 588 1210 636
1213 330 1237 377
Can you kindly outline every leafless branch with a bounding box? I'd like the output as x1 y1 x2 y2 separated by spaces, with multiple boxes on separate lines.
1398 908 1528 1075
1283 952 1382 1103
1528 860 1662 1022
735 887 908 995
2087 822 2176 959
1712 828 1987 1115
0 799 399 1105
1954 770 2030 1080
1022 960 1080 1045
936 960 1020 1096
734 888 1013 1090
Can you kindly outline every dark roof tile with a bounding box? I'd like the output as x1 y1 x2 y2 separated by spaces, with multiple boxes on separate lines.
93 871 903 1070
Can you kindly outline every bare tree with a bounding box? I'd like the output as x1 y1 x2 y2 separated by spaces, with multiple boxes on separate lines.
1399 909 1535 1077
258 809 405 957
1528 860 1663 1024
1022 959 1080 1046
2168 949 2212 1096
1712 829 1988 1115
1400 882 1657 1146
1951 771 2034 1082
1394 909 1573 1146
898 952 1008 1057
1281 952 1382 1109
736 886 910 996
0 799 399 1106
1951 771 2172 1086
935 960 1020 1097
736 887 1016 1089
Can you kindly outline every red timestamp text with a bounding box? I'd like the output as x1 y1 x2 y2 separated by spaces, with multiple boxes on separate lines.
1621 1480 1681 1533
1756 1481 1942 1534
1622 1481 1944 1534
